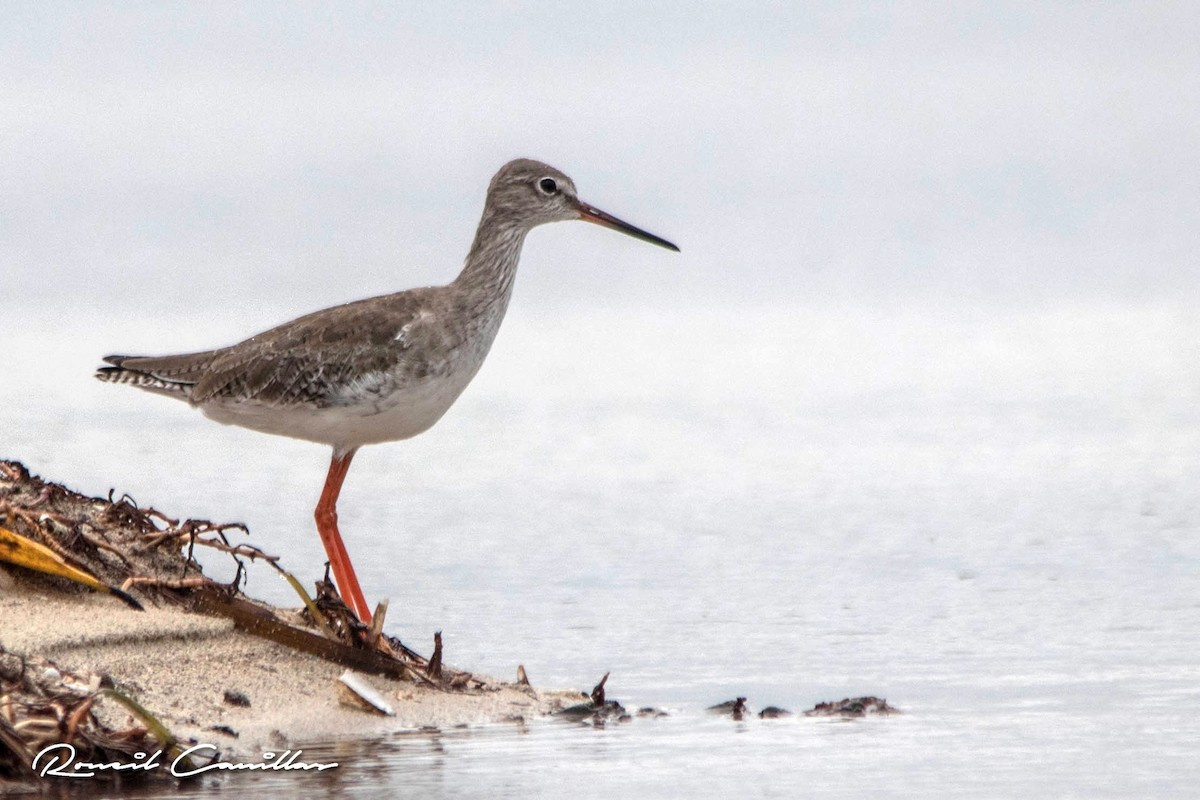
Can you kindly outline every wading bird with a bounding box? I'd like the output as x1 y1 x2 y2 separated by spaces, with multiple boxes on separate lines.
96 159 679 622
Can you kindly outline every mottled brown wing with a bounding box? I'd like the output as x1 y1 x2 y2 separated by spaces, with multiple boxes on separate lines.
99 290 445 408
189 292 443 407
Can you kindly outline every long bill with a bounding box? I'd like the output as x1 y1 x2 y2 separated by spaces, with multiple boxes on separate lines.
576 201 680 252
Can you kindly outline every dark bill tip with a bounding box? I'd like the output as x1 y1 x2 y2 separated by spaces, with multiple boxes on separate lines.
576 201 680 252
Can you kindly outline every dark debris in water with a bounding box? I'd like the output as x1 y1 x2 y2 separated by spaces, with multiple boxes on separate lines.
590 671 609 706
804 696 900 717
758 706 792 719
554 672 631 726
707 695 899 720
707 697 749 719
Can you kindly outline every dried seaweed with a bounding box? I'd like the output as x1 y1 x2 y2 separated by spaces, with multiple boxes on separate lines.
0 460 438 665
0 458 486 785
0 644 174 783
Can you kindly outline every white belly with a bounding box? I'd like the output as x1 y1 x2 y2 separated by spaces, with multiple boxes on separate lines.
195 293 509 453
199 368 477 451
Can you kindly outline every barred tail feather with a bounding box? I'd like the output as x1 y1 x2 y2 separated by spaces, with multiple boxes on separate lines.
95 361 195 401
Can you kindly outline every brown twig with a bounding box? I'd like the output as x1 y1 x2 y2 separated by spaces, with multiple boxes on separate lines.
120 576 220 593
366 599 389 647
426 632 443 681
591 672 610 707
79 529 133 566
65 695 97 745
190 588 434 685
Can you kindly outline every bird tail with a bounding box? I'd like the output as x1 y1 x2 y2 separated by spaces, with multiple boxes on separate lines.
94 354 207 401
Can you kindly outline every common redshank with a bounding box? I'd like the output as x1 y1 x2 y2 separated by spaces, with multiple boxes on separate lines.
95 159 679 622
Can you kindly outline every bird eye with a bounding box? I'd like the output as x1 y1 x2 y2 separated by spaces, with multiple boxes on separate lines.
537 177 558 195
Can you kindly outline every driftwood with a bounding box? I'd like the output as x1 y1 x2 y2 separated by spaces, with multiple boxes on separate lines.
189 587 431 685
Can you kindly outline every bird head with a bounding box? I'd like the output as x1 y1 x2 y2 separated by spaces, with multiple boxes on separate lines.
486 159 679 252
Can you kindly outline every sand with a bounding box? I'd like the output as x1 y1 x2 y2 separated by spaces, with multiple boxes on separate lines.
0 570 580 758
0 457 587 782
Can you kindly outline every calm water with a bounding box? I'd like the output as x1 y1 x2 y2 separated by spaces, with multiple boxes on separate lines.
5 301 1200 798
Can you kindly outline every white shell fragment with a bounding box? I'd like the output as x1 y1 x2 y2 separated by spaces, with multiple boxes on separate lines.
337 670 395 716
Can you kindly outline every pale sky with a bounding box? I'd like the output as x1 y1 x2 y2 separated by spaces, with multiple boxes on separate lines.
3 2 1198 316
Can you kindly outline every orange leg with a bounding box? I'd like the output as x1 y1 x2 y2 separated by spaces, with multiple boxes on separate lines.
314 448 372 623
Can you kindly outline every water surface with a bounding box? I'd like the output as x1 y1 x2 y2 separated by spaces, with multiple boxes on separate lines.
4 301 1199 797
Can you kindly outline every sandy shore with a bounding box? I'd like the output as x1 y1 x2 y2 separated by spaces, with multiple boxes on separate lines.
0 459 586 787
0 573 577 754
0 570 580 755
